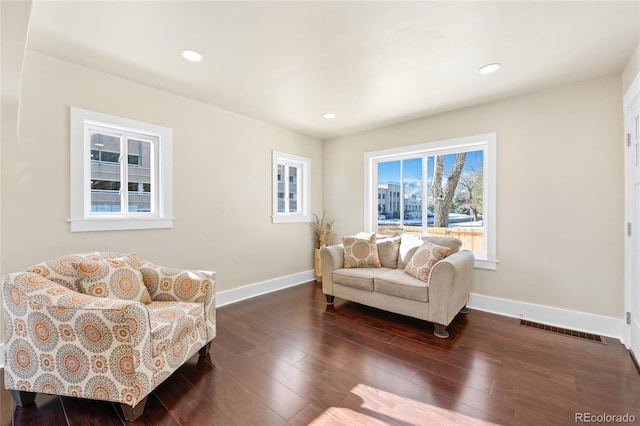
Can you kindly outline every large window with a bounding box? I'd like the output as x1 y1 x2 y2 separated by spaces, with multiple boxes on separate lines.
272 151 310 223
70 107 173 232
365 133 496 269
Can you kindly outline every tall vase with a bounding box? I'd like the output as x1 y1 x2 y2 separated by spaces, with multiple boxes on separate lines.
314 247 323 282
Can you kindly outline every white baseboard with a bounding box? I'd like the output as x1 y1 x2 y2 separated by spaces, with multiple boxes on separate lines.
468 293 626 343
216 270 315 308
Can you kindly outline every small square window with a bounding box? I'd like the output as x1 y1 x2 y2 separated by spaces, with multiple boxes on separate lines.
272 151 310 223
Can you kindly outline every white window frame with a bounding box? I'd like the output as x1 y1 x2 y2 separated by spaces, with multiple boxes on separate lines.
69 107 173 232
364 133 497 270
272 151 310 223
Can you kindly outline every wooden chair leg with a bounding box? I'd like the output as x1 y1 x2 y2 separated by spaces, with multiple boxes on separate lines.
9 390 36 407
121 396 147 421
199 341 212 356
434 323 450 339
325 295 335 305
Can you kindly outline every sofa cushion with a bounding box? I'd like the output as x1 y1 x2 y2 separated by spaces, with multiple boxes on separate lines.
397 234 463 269
343 234 381 268
424 237 462 255
75 256 152 304
355 231 375 240
377 237 400 269
374 269 429 302
26 251 129 293
404 241 451 283
146 301 204 357
333 267 391 291
397 234 424 269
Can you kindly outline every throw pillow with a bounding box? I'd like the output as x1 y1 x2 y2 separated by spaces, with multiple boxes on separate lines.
404 241 451 283
343 234 381 268
75 255 152 304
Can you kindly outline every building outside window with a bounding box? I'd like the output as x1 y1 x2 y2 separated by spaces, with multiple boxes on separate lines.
88 129 153 213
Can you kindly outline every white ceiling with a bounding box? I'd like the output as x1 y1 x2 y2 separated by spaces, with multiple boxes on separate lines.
26 1 640 139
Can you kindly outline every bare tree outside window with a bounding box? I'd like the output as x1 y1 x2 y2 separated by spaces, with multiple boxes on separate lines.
431 152 466 227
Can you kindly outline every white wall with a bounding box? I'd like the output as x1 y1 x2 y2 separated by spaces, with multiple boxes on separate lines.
323 74 624 319
0 0 33 356
1 50 322 291
623 40 640 94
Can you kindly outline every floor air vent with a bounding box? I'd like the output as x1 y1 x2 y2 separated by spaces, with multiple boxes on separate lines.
519 320 605 344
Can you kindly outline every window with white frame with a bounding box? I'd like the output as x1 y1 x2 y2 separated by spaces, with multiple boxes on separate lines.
272 151 310 223
364 133 497 269
69 107 173 232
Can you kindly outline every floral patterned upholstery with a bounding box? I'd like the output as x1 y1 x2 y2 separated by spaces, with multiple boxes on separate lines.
76 255 152 304
3 252 216 421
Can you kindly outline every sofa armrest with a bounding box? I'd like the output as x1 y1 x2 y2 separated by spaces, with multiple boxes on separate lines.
320 244 344 296
427 250 475 326
139 263 216 342
139 263 212 302
3 272 154 407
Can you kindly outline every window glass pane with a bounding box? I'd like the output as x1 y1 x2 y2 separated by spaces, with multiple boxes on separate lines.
128 154 140 165
92 180 120 191
377 160 400 236
289 166 298 212
90 130 121 213
402 158 422 236
127 139 152 213
277 164 285 212
427 149 484 253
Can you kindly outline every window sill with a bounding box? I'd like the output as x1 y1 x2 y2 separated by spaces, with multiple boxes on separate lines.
69 217 174 232
474 257 498 270
271 215 310 224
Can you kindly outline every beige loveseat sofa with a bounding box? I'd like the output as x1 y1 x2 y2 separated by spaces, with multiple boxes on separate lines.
321 234 474 338
3 252 216 421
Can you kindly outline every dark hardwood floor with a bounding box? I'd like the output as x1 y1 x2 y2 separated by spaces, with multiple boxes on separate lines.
2 281 639 425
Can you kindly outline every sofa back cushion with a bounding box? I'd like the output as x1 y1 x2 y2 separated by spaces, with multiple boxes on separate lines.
424 237 462 255
397 234 462 269
397 234 424 269
75 255 152 304
377 237 400 269
26 251 130 293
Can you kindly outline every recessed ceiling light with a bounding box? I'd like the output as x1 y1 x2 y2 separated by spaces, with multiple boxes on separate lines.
478 63 501 74
180 49 203 62
322 113 336 119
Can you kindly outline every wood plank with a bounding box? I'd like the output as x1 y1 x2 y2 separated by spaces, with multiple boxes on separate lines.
169 354 289 425
209 343 310 421
59 396 122 426
11 394 67 426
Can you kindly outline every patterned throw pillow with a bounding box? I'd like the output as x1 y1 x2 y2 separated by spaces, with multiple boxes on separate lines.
74 256 152 304
404 241 451 283
343 234 381 268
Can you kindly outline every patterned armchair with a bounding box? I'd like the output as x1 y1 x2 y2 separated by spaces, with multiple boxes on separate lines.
3 252 216 421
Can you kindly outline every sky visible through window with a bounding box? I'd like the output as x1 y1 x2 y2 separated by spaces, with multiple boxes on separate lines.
378 150 483 192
